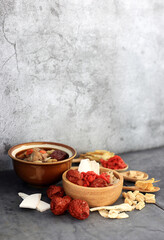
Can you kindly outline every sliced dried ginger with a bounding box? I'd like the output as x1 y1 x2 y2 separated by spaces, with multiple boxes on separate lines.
135 178 160 191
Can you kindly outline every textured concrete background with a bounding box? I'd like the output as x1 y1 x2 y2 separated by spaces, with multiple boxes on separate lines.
0 0 164 170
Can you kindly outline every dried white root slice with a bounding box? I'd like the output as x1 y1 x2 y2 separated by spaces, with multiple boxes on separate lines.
18 192 28 199
78 159 100 175
108 210 119 218
117 212 129 219
18 192 50 212
36 201 50 212
90 160 100 175
90 203 133 212
98 210 109 218
19 193 41 209
78 159 92 172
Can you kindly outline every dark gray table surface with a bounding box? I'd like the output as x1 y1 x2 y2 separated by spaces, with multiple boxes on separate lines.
0 147 164 240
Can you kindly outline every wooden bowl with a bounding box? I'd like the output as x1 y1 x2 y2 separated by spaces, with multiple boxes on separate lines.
62 167 123 207
8 142 76 186
100 163 129 172
72 159 128 172
120 170 149 182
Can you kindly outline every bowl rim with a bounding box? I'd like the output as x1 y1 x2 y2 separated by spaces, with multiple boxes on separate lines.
8 141 77 165
62 167 123 190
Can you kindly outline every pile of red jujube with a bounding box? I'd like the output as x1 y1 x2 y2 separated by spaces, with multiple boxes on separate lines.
66 169 111 187
47 185 89 220
101 155 127 170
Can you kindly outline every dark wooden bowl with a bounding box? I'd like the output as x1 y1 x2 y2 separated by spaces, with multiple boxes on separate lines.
8 142 76 186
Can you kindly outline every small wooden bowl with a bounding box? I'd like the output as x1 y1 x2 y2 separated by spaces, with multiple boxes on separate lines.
62 167 123 207
8 142 76 186
72 159 128 172
120 170 149 182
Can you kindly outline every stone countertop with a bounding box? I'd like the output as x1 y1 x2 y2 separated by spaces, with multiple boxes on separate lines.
0 147 164 240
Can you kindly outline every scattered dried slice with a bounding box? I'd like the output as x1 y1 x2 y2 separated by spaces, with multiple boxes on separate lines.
122 192 127 198
98 209 109 218
135 193 145 202
136 172 144 179
99 209 129 219
128 171 136 178
126 191 136 201
90 203 133 212
36 200 50 212
117 212 129 219
18 192 28 199
18 192 50 212
136 201 145 210
132 200 138 206
133 190 139 196
145 193 156 203
19 193 41 209
124 198 133 206
108 210 119 218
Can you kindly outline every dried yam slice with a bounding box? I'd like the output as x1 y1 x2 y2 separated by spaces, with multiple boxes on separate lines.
98 209 109 218
90 203 133 212
19 193 41 209
108 210 119 218
117 212 129 219
18 192 50 212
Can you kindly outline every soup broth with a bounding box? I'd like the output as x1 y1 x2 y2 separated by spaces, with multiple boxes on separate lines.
16 147 69 163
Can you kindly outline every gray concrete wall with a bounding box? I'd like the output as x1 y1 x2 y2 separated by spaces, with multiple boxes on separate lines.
0 0 164 170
